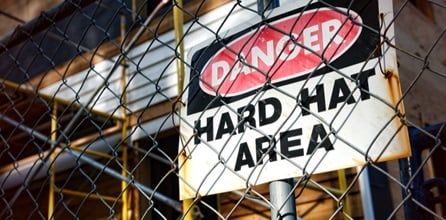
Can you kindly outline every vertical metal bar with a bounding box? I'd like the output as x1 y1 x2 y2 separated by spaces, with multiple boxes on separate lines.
173 0 185 95
120 77 130 220
173 0 192 219
337 169 351 217
182 197 194 220
358 166 375 220
120 14 129 220
269 178 296 220
131 0 137 22
132 141 141 219
48 102 58 220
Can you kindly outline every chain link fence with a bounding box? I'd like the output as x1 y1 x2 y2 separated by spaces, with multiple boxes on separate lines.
0 0 445 219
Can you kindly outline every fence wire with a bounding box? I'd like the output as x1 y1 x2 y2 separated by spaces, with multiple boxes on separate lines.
0 0 445 219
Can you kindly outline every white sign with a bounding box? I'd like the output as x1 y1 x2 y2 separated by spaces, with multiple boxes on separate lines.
178 0 410 200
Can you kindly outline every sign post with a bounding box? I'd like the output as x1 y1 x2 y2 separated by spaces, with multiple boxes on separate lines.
270 178 297 220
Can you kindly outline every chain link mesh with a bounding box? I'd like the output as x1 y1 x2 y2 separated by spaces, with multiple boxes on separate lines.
1 0 446 219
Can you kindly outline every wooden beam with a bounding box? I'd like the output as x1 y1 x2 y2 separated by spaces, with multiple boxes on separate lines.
127 98 176 127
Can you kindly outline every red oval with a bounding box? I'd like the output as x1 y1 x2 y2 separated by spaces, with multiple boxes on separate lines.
199 7 362 97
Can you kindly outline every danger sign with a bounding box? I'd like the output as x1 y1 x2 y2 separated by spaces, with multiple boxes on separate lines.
200 7 362 97
179 0 410 200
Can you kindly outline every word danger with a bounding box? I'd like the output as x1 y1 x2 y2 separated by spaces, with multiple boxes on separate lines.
199 8 362 97
194 70 375 170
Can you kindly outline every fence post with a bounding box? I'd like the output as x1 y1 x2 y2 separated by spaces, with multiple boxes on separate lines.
269 178 296 220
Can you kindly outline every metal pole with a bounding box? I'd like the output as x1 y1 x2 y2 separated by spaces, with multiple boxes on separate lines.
173 0 185 95
357 166 375 220
120 14 130 220
172 0 195 219
48 102 57 220
337 169 351 218
131 141 141 219
269 178 296 220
